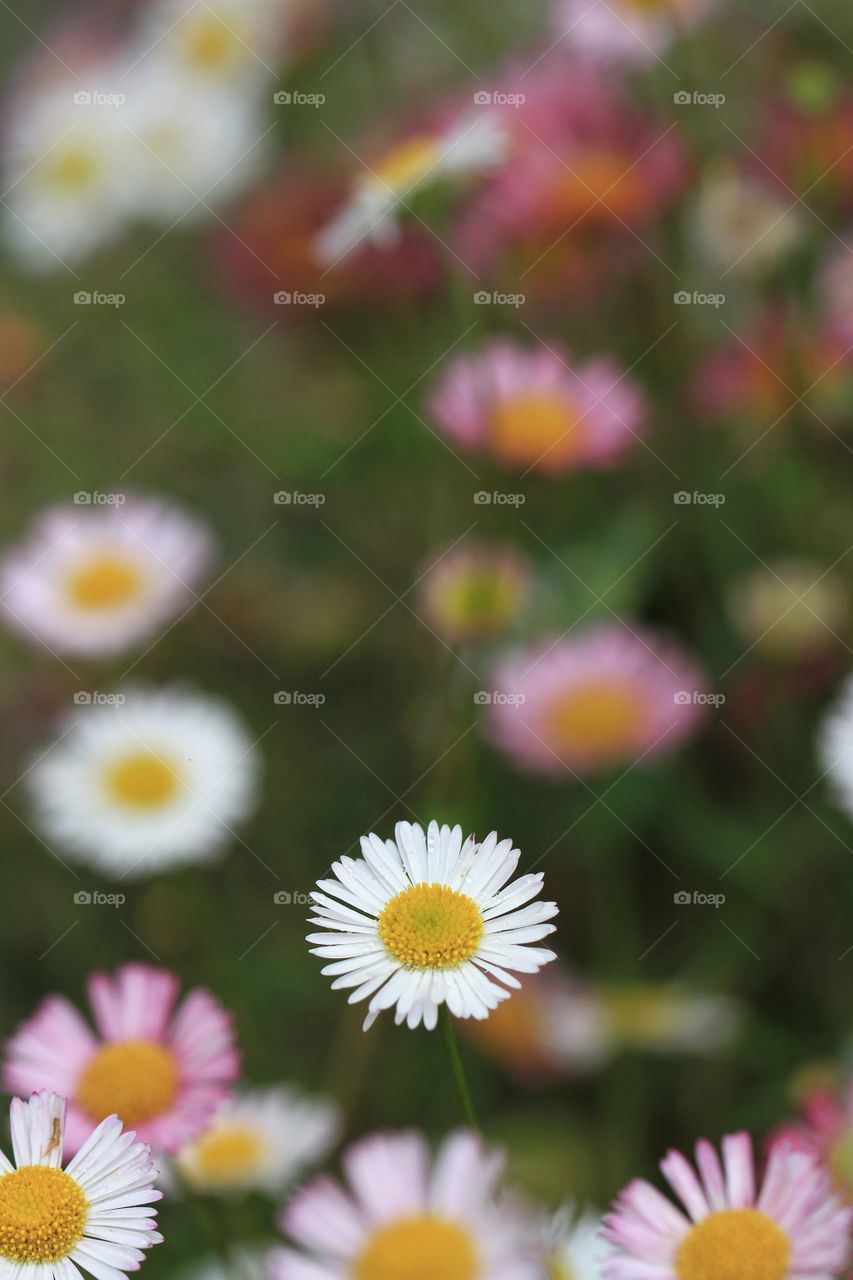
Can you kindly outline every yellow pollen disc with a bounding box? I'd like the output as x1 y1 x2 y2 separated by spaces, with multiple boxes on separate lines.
0 1165 88 1264
181 15 241 70
545 680 644 766
377 883 483 969
490 391 582 468
76 1039 179 1127
547 1259 576 1280
184 1125 264 1188
67 554 144 611
369 136 440 193
43 147 99 193
354 1214 478 1280
103 750 180 810
675 1208 790 1280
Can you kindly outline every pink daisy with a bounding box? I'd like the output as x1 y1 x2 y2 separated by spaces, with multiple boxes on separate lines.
268 1128 542 1280
485 624 706 776
773 1079 853 1200
603 1131 852 1280
553 0 717 68
426 338 646 474
4 963 239 1155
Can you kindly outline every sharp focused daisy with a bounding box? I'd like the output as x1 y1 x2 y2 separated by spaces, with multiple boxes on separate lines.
315 111 508 263
426 339 646 474
420 542 531 645
602 1131 852 1280
818 676 853 824
0 495 214 658
553 0 717 66
28 685 259 877
268 1128 543 1280
546 1204 607 1280
4 964 240 1156
0 1090 161 1278
486 625 706 777
174 1086 339 1195
308 820 558 1031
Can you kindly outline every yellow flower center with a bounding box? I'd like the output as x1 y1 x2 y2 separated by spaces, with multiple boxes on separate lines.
439 569 518 637
675 1209 790 1280
490 391 583 468
0 1165 88 1264
603 986 680 1042
183 1125 264 1189
370 136 440 194
545 680 644 766
43 146 99 193
354 1214 478 1280
76 1039 179 1127
547 1258 576 1280
103 750 181 810
181 14 242 71
377 883 483 969
67 554 144 611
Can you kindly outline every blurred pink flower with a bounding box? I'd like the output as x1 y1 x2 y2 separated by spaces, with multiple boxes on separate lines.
269 1129 542 1280
420 541 531 644
820 238 853 345
426 337 646 473
772 1081 853 1200
486 624 706 776
4 963 239 1155
603 1131 852 1279
552 0 717 67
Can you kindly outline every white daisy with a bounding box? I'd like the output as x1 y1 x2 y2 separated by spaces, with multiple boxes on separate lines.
0 1090 161 1279
175 1086 339 1195
4 71 132 269
308 820 558 1031
314 112 508 264
118 65 266 222
547 1204 608 1280
28 685 260 877
0 495 214 658
131 0 283 89
820 675 853 822
269 1128 543 1280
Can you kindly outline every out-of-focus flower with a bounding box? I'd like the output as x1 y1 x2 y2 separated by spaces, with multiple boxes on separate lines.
118 67 266 221
315 110 508 263
456 66 687 303
420 542 531 644
692 166 803 274
546 1203 607 1279
0 309 48 388
552 0 716 67
0 1091 161 1277
131 0 287 89
215 167 440 316
773 1078 853 1200
486 625 706 777
757 91 853 209
4 964 239 1156
729 560 847 661
817 675 853 824
175 1086 339 1194
269 1129 543 1280
4 76 132 267
28 687 259 877
181 1252 267 1280
0 495 214 658
603 1131 852 1279
819 237 853 345
307 819 558 1031
693 310 853 429
467 968 740 1082
427 338 646 474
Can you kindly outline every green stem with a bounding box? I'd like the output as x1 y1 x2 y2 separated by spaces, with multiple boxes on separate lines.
438 1006 480 1132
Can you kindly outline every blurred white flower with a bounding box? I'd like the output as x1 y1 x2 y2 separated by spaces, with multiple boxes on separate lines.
29 685 260 877
175 1086 339 1194
131 0 284 89
546 1203 608 1279
693 167 803 274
